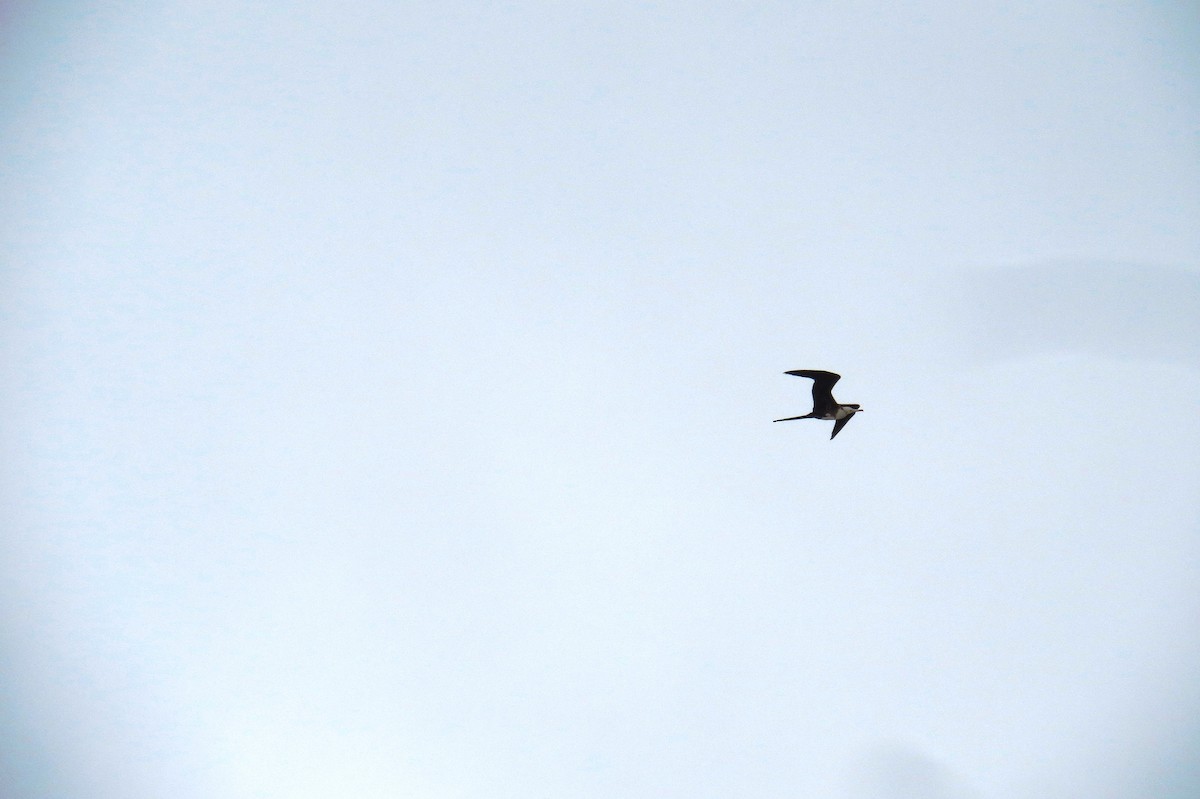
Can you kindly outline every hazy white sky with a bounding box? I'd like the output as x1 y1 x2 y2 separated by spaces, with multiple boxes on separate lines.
2 3 1198 798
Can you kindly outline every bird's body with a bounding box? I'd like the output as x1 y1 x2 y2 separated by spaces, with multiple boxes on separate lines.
774 369 863 439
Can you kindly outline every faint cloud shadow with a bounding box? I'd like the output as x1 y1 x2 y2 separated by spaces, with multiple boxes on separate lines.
953 261 1200 799
960 262 1200 369
842 743 977 799
1119 722 1200 799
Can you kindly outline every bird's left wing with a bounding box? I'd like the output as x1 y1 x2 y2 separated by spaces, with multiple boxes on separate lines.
830 414 854 439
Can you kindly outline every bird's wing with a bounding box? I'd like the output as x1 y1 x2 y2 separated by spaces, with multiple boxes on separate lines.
785 369 840 389
785 370 841 413
785 369 840 381
830 413 854 439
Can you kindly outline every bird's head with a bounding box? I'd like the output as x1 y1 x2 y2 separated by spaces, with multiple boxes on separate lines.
848 404 863 412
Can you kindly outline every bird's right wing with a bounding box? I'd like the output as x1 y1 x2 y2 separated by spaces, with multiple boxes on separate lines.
786 369 841 413
785 369 841 389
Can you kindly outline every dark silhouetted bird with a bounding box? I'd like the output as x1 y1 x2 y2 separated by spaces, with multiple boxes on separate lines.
774 370 863 439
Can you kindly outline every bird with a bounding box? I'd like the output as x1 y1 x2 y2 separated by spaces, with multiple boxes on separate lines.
773 369 863 439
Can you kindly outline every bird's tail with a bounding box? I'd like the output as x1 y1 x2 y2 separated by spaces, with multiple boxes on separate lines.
772 414 814 422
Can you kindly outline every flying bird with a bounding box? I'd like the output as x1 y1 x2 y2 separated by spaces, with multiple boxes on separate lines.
774 369 863 439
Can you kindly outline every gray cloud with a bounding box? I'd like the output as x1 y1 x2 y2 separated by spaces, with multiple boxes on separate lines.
962 263 1200 368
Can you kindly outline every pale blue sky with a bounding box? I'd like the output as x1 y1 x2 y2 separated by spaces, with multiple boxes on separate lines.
2 3 1199 798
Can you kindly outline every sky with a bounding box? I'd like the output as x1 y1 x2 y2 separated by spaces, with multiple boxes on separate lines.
1 2 1198 797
